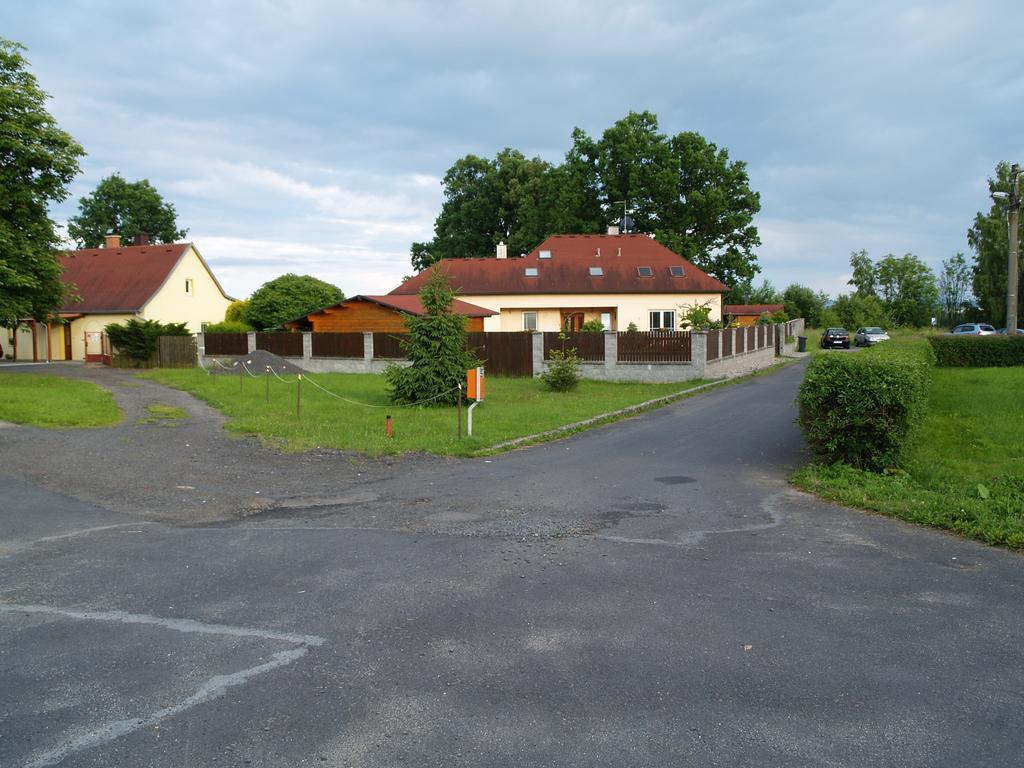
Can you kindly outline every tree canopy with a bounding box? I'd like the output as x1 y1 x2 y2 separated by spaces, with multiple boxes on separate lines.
412 111 761 289
969 161 1023 327
0 39 85 326
244 274 344 330
937 252 971 326
68 173 187 247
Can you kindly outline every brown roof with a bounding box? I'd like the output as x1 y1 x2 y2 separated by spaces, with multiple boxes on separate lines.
390 234 730 296
723 304 785 315
358 295 496 317
59 243 193 312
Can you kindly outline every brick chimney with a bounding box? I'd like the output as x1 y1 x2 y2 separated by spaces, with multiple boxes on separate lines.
133 232 151 246
104 233 122 249
496 241 507 259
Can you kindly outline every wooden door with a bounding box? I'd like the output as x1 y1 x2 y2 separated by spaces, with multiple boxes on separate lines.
84 331 102 362
561 312 585 332
63 323 72 360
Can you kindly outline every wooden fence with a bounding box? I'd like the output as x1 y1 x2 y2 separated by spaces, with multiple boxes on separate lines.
372 332 408 359
204 332 248 356
311 332 363 358
157 336 196 368
704 324 780 361
616 331 692 362
467 331 534 376
706 329 720 360
543 331 605 362
256 331 303 357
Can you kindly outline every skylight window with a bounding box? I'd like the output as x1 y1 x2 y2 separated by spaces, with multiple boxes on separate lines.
589 266 604 277
637 266 653 277
538 250 552 259
669 265 685 277
524 267 539 277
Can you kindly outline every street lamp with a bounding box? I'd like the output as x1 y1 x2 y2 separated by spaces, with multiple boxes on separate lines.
992 164 1021 333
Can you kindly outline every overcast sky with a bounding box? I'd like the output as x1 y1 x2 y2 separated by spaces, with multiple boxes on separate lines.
5 0 1021 300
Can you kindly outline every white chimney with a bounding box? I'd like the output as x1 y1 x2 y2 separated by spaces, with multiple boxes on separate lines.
496 241 507 259
607 225 619 235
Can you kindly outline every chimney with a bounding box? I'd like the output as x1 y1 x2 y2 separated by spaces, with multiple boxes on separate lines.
496 241 507 259
104 233 122 249
607 225 620 235
133 232 150 246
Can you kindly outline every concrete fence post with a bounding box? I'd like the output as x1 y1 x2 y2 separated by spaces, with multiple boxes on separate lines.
246 331 256 353
691 331 707 378
196 332 205 362
604 330 617 373
531 332 544 377
302 332 312 361
363 332 374 371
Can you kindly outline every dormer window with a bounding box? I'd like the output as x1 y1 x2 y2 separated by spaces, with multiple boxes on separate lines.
524 267 539 277
538 250 552 259
589 267 603 277
669 265 685 277
637 266 653 277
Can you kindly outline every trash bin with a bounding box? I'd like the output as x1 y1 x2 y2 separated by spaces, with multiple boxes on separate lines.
797 336 807 352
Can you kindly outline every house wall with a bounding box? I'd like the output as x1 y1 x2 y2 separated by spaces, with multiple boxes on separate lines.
140 246 232 333
461 293 722 332
69 314 135 360
309 300 485 333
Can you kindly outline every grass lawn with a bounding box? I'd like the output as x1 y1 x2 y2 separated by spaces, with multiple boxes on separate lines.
793 364 1024 549
142 369 711 457
0 373 122 428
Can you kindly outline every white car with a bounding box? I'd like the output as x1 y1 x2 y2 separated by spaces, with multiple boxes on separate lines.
854 327 890 346
951 323 997 336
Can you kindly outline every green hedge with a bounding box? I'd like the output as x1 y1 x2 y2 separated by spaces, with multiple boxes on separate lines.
928 335 1024 367
797 340 935 471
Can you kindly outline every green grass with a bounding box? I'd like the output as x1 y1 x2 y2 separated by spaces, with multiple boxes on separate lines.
141 370 711 456
137 403 190 425
793 364 1024 549
0 373 122 428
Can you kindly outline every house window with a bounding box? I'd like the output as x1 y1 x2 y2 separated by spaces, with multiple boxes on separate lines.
522 311 538 331
185 278 194 295
649 310 676 331
669 265 685 277
524 267 539 277
600 312 612 330
538 250 552 259
636 266 653 277
589 266 603 277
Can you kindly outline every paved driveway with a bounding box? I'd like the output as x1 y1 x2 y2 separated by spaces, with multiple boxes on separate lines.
1 362 1021 767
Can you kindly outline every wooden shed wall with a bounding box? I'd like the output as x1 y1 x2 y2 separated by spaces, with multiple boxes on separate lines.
310 299 484 332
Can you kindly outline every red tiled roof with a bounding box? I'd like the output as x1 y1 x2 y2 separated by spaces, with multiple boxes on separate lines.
59 244 192 312
359 295 496 317
389 234 730 296
723 304 785 315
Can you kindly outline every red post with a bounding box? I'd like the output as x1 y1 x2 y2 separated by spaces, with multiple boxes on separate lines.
385 415 393 438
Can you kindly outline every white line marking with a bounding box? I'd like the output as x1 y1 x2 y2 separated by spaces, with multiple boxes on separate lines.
33 522 157 543
0 603 325 767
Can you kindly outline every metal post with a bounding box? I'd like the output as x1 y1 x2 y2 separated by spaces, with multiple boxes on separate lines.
239 365 244 393
467 401 479 436
265 366 270 402
457 383 463 438
296 374 302 418
1007 163 1020 335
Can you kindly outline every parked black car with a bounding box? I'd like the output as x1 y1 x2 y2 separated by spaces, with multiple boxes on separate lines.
820 327 850 349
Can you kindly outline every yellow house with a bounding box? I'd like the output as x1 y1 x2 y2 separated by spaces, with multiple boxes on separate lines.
2 235 234 362
389 233 730 332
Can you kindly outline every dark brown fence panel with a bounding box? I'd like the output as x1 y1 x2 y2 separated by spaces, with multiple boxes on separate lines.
543 332 605 362
747 326 757 350
737 327 746 354
722 328 734 357
617 331 691 363
203 332 248 356
312 332 364 358
256 332 303 357
467 332 533 376
706 329 720 361
158 335 196 368
373 332 408 359
757 325 765 349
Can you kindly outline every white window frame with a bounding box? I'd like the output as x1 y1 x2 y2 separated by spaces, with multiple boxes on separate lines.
522 311 538 331
185 278 194 296
649 310 676 331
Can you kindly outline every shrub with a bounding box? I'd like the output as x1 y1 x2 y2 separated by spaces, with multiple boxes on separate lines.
797 340 934 471
928 335 1024 367
581 319 605 333
105 319 190 366
540 347 582 392
203 320 251 334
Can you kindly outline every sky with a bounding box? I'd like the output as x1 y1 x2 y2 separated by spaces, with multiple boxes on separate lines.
5 0 1022 301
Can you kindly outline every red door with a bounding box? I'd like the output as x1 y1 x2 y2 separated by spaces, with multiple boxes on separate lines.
63 323 72 360
84 331 102 362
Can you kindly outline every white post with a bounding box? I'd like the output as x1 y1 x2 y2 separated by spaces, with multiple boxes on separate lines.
467 401 479 436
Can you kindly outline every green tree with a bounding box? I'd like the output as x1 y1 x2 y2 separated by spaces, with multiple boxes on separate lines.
782 284 829 327
0 39 85 327
937 252 972 326
68 173 187 247
874 253 938 327
830 293 889 331
244 274 343 330
969 162 1023 326
385 267 476 406
848 249 876 297
224 299 250 325
728 278 782 305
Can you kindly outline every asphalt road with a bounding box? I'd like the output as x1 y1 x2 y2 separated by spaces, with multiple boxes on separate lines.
1 361 1022 767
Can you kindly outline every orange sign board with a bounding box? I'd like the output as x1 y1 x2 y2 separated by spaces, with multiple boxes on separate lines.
467 366 485 401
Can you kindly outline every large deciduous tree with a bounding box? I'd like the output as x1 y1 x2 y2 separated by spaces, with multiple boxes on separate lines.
969 161 1023 327
782 284 829 327
244 274 343 330
874 253 939 327
0 38 85 327
411 111 762 289
847 249 876 298
937 252 971 326
68 173 187 247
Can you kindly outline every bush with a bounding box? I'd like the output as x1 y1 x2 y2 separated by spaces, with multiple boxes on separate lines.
797 340 935 471
540 348 582 392
203 320 251 334
928 335 1024 367
580 319 605 333
105 318 190 366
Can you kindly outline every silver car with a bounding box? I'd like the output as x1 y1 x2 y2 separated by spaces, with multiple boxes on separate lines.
854 327 890 346
951 323 997 335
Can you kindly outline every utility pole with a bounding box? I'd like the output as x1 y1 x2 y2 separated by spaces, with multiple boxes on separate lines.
1007 163 1020 334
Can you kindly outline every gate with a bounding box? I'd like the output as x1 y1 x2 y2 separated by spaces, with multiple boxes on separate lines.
466 332 533 377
